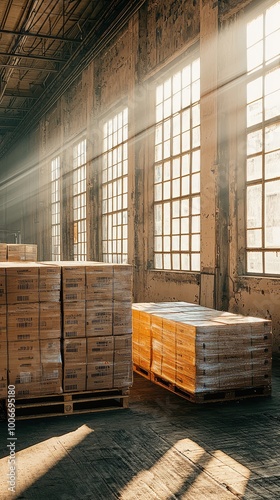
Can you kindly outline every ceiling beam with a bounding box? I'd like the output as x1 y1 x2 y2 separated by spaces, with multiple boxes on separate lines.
0 28 81 44
0 124 16 129
0 63 58 73
0 116 23 120
0 105 32 110
3 90 39 99
0 51 67 63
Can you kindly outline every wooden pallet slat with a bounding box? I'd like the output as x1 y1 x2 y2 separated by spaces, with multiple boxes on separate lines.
146 371 271 404
133 363 151 380
3 387 130 420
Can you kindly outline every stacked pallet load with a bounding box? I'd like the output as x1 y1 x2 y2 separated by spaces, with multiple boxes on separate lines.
0 260 132 418
132 302 272 402
2 262 62 398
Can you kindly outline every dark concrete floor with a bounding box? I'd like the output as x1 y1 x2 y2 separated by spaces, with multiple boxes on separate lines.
0 357 280 500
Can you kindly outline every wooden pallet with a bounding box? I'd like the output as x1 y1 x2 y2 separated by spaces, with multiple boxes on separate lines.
3 388 130 420
133 363 151 380
149 372 271 404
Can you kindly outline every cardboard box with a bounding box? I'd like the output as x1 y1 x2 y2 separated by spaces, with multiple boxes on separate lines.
113 264 132 302
113 361 133 388
0 377 7 398
24 244 38 262
61 263 86 302
114 333 132 351
38 263 61 302
113 302 132 335
63 365 86 392
0 268 6 304
6 244 26 262
87 336 114 352
86 301 113 337
39 302 61 339
63 338 86 364
6 263 39 303
41 363 63 395
0 243 7 261
7 303 39 341
9 365 42 385
0 305 7 341
86 362 113 390
7 244 37 262
86 264 113 301
14 381 42 398
114 348 132 364
8 340 41 368
0 341 7 370
87 336 114 364
40 339 62 364
63 301 85 338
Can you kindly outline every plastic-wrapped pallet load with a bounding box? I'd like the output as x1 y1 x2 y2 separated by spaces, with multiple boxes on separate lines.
132 302 272 400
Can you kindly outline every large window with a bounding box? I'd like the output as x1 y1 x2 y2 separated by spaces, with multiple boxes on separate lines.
51 156 60 260
153 58 200 271
246 1 280 274
102 108 128 264
73 139 87 261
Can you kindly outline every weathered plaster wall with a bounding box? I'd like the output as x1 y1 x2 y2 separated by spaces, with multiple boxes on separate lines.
145 0 199 72
94 26 132 111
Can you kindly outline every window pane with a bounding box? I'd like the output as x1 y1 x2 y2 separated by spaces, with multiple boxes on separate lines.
247 156 262 181
265 252 280 274
265 151 280 179
247 185 262 228
247 251 263 273
265 180 280 247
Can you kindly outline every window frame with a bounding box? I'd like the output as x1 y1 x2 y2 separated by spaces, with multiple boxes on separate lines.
101 106 129 265
51 155 61 261
150 52 201 273
245 0 280 276
73 138 87 261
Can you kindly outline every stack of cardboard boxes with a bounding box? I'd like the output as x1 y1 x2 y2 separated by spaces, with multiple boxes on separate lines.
85 263 114 391
61 262 133 392
62 263 87 392
1 262 62 398
132 302 272 395
0 259 133 400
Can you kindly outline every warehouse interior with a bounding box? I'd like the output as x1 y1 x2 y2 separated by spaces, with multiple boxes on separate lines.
0 0 280 498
